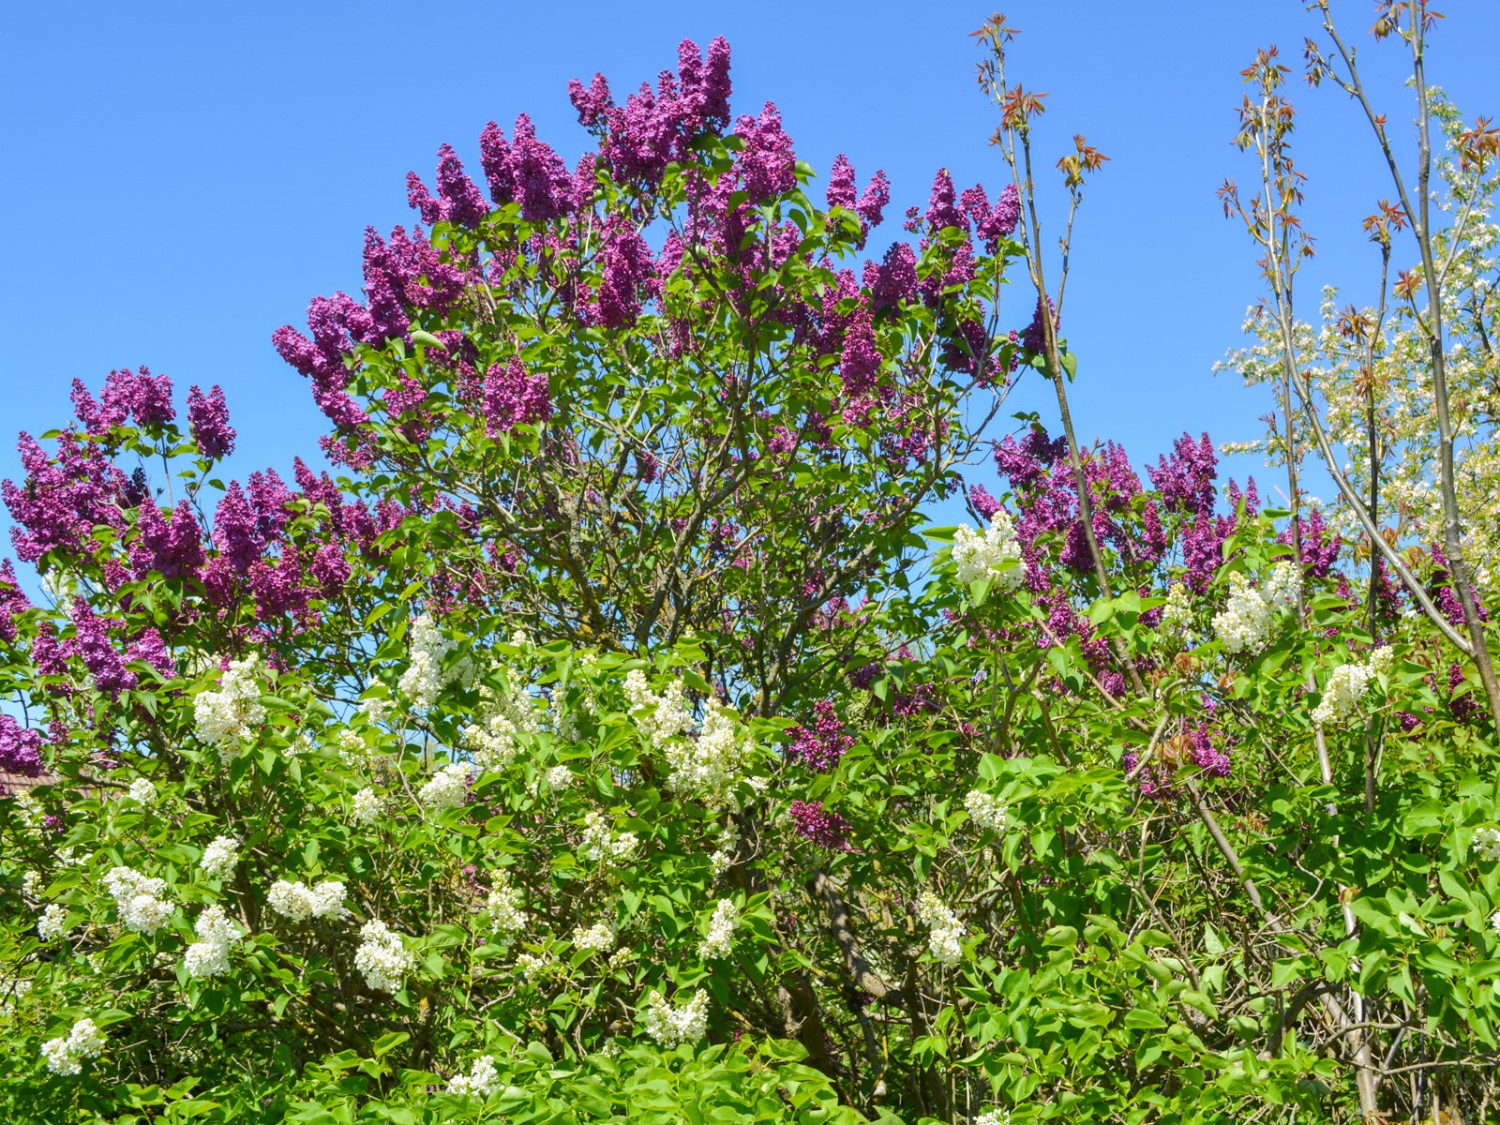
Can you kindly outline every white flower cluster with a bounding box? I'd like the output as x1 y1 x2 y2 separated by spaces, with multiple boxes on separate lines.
580 810 639 864
183 904 244 979
351 787 385 825
1473 826 1500 863
1160 582 1193 632
964 790 1010 833
462 680 540 770
573 919 616 954
624 671 696 747
1212 567 1298 655
709 823 740 880
193 654 267 759
41 1017 107 1076
399 614 457 710
446 1054 500 1098
698 899 739 959
1311 647 1393 727
200 835 240 879
662 698 751 802
639 989 710 1048
952 510 1024 590
21 870 41 898
916 890 964 967
485 874 528 937
37 904 69 941
127 778 156 805
354 918 414 993
103 866 173 934
545 764 573 790
267 878 347 922
419 762 473 810
976 1110 1011 1125
1492 909 1500 939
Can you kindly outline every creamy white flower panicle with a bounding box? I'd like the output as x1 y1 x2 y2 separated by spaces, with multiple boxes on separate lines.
351 787 384 825
640 989 710 1048
200 835 240 879
398 613 456 709
267 878 347 922
183 904 244 979
485 874 528 937
1312 647 1392 727
964 790 1010 833
1473 826 1500 863
624 671 696 748
359 695 391 726
193 654 268 759
573 919 616 954
698 899 739 959
545 765 573 790
1160 582 1193 633
580 810 639 864
952 510 1024 590
127 777 156 805
916 890 964 967
446 1055 500 1098
709 822 741 881
976 1110 1012 1125
663 698 751 802
103 866 173 934
37 904 69 941
419 762 473 810
462 679 541 771
354 918 415 993
514 951 550 977
1212 571 1282 654
21 870 41 898
1261 561 1301 613
41 1017 107 1076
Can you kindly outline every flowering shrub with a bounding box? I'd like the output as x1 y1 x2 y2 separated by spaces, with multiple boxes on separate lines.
3 14 1500 1125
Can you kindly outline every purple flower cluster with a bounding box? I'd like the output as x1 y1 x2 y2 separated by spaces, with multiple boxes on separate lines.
0 560 29 643
71 367 175 436
0 714 44 779
1276 509 1341 579
3 430 130 563
735 103 797 206
480 114 576 223
863 243 917 311
186 385 235 460
1019 295 1058 354
130 501 205 580
483 358 551 436
406 143 490 229
827 155 890 246
787 701 854 772
595 218 657 329
789 800 853 850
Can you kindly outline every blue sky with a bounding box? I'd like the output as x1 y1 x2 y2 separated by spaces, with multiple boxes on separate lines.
2 0 1497 552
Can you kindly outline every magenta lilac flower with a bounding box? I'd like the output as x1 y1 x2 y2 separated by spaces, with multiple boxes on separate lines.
787 701 854 772
924 169 963 233
71 601 135 697
789 800 853 850
0 714 44 779
863 243 917 311
186 385 236 460
483 358 551 436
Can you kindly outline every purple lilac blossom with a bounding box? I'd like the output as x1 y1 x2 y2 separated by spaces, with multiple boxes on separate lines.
789 800 853 850
186 385 235 460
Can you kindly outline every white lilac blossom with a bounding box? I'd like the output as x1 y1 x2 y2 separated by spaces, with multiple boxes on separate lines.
662 698 751 802
40 1017 107 1076
1492 909 1500 939
976 1110 1011 1125
267 878 347 922
126 777 156 805
698 899 739 959
915 890 964 967
419 762 473 810
1261 561 1301 613
351 787 384 825
359 695 391 725
182 904 244 979
1 978 33 1019
21 870 41 898
545 765 572 790
37 904 69 941
624 671 696 748
951 510 1024 590
102 866 173 934
193 654 268 759
1311 646 1393 727
1212 571 1289 655
572 919 616 954
964 790 1010 833
199 835 240 879
1159 582 1193 632
446 1055 501 1097
709 822 741 880
485 874 528 936
398 613 455 709
639 989 710 1048
580 810 639 864
514 951 551 977
336 728 370 767
462 680 540 770
1473 826 1500 863
354 918 415 993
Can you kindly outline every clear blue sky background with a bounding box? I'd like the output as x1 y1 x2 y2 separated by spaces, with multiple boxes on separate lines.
2 0 1497 557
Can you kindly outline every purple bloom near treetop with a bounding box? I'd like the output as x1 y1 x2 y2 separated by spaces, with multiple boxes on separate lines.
187 384 236 460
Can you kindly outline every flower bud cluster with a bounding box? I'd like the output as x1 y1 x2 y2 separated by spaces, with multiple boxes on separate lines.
580 810 639 864
446 1054 500 1098
1212 564 1300 655
37 903 69 941
964 790 1009 833
199 834 240 879
485 874 528 936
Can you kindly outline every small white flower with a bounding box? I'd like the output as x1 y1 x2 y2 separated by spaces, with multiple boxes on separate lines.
580 810 639 864
485 874 528 936
193 654 267 760
200 835 240 879
545 765 572 790
354 918 415 993
41 1017 106 1076
1312 661 1376 727
447 1054 500 1097
419 762 473 810
21 870 41 898
398 613 455 710
267 878 347 922
182 904 244 979
698 899 738 959
964 790 1009 833
572 919 616 955
127 778 156 806
639 989 709 1048
102 867 172 934
351 787 384 826
915 890 964 967
951 510 1024 590
1473 826 1500 863
37 904 69 941
976 1110 1011 1125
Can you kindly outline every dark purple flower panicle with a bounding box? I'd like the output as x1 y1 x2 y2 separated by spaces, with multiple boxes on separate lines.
787 701 854 772
0 559 30 643
1020 295 1058 354
507 114 575 223
0 714 44 779
128 627 176 680
827 154 857 211
735 103 796 206
863 242 917 311
71 601 135 697
211 483 263 574
789 800 853 850
434 144 489 229
1186 723 1232 777
3 431 131 563
976 184 1020 251
1277 508 1341 579
186 385 236 460
569 72 613 127
839 302 880 419
969 484 1002 522
131 500 205 580
482 358 551 436
924 169 963 233
595 219 657 329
